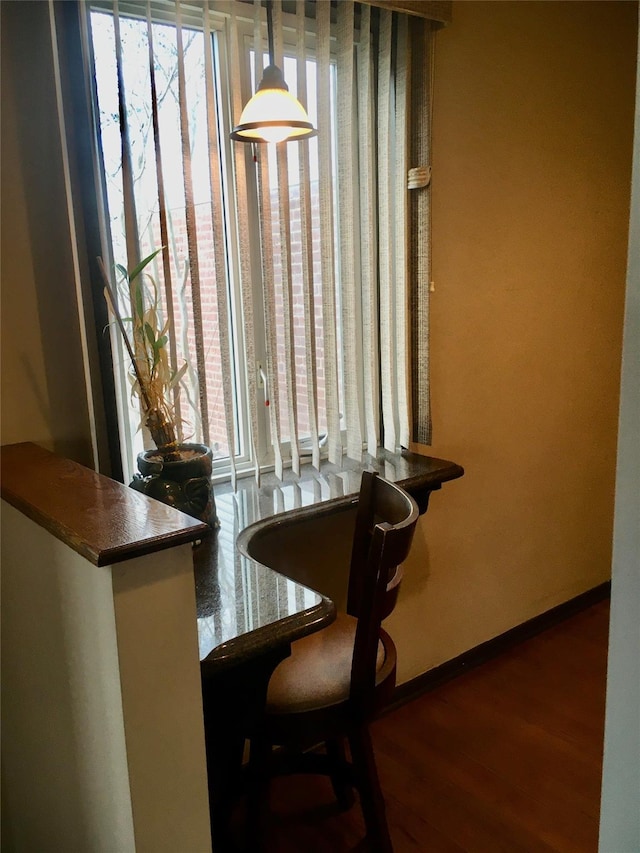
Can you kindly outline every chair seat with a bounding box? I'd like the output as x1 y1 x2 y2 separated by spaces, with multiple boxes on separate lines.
265 612 394 715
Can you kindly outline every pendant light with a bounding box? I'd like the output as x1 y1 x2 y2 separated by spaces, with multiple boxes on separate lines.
231 0 317 144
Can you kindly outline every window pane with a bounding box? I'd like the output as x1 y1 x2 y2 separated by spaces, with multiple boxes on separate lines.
91 11 241 464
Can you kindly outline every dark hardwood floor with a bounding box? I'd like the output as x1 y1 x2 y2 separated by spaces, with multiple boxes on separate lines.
255 599 609 852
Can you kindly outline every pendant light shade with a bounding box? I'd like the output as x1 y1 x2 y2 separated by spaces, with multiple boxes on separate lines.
231 66 316 143
231 2 317 144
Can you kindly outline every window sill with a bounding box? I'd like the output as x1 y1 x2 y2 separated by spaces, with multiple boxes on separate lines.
213 447 464 520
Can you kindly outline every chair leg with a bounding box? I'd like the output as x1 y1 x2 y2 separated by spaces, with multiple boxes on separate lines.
247 736 272 852
326 737 356 810
348 725 393 853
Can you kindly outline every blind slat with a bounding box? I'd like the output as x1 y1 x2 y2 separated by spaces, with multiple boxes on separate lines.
337 0 362 462
229 3 261 482
317 0 342 466
296 1 321 471
394 13 410 449
175 0 210 444
357 4 379 457
410 18 433 445
113 1 140 274
114 0 151 451
273 0 301 475
251 0 284 479
145 1 183 437
377 9 397 453
203 1 239 486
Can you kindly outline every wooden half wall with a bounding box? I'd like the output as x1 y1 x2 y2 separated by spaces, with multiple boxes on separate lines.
0 443 212 853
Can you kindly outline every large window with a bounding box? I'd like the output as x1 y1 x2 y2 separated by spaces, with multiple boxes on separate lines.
90 3 344 481
84 0 433 483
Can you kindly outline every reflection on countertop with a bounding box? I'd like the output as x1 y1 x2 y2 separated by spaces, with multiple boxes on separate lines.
195 449 463 673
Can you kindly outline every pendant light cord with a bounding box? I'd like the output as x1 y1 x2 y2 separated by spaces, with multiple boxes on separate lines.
266 0 275 66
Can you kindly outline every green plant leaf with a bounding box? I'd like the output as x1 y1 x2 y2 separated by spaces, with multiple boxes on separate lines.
144 322 156 347
101 245 193 447
128 248 163 285
134 282 145 323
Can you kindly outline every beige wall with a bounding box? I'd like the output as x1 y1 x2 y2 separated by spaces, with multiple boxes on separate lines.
0 1 94 466
394 0 638 682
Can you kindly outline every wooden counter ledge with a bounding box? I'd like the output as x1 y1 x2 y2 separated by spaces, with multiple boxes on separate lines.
0 442 208 566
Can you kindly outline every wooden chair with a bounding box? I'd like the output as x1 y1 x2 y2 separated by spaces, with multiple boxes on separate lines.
246 471 420 852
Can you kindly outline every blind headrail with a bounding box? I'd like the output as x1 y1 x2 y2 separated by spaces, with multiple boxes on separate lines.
357 1 451 23
90 1 452 28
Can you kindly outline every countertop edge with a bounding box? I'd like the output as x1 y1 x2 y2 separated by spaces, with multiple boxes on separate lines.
200 596 336 673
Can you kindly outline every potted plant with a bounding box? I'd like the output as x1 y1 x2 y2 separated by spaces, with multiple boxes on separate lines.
100 250 217 529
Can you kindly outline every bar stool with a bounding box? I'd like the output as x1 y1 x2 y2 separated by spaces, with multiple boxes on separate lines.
246 471 419 852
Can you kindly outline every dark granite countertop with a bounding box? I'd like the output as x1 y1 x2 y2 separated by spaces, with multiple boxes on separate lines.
196 449 463 674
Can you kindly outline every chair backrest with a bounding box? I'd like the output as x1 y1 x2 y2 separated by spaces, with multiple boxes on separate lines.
347 471 419 707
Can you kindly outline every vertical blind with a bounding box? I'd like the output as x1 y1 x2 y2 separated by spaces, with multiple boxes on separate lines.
87 0 435 484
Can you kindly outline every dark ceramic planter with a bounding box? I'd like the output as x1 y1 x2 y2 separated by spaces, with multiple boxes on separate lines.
130 442 218 529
